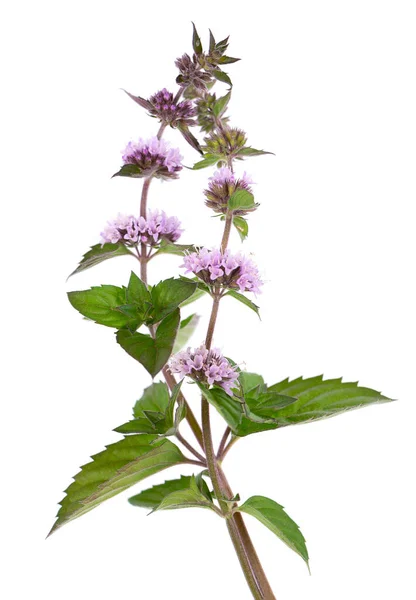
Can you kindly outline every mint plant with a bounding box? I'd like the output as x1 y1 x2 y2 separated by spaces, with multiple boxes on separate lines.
49 24 393 599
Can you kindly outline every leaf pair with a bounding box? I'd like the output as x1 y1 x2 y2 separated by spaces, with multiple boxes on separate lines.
115 381 185 436
200 373 393 437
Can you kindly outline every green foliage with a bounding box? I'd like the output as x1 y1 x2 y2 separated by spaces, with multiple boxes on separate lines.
199 374 393 437
233 216 249 241
69 243 132 278
193 154 222 170
267 375 394 427
213 91 231 118
129 475 216 513
150 278 197 323
115 382 176 435
225 289 260 317
116 309 180 377
229 189 257 211
68 285 140 330
237 147 273 158
237 496 309 568
112 164 143 178
192 22 203 55
155 240 197 256
173 313 200 352
48 435 186 535
213 69 232 87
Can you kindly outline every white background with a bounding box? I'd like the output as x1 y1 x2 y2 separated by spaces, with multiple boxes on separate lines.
1 1 415 598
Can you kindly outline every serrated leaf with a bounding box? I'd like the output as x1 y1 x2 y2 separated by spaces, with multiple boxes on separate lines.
239 372 265 395
112 164 143 178
192 22 203 55
229 189 257 211
69 243 132 278
155 475 217 513
151 278 197 323
129 474 213 511
237 496 309 568
68 285 135 329
116 309 180 377
115 381 182 435
48 435 186 535
193 154 221 170
126 271 151 307
213 69 232 87
225 289 260 317
233 216 249 241
267 376 394 426
173 313 200 353
213 91 231 118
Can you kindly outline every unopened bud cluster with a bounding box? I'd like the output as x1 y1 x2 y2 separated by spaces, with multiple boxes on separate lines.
147 88 196 127
205 168 256 215
203 127 247 157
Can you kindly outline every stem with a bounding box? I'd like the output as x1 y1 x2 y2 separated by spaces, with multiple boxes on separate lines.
138 159 204 450
217 426 231 459
176 431 206 465
199 185 277 600
221 211 233 252
219 435 239 461
162 366 204 450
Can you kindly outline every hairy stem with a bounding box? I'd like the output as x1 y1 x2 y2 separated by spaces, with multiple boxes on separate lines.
176 431 206 465
217 426 231 458
221 210 233 252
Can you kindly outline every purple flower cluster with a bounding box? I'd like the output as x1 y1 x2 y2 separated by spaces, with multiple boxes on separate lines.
100 210 183 247
147 88 196 127
169 344 239 396
122 137 183 180
205 167 256 215
181 248 263 294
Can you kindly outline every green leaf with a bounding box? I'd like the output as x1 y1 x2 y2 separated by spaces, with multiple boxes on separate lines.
115 382 172 434
151 278 197 323
225 289 260 317
267 376 394 427
69 243 132 278
177 122 203 155
130 475 216 514
213 69 232 87
229 189 257 211
116 309 180 377
237 147 274 157
219 56 241 64
156 240 197 256
215 36 230 55
68 285 137 329
239 372 266 395
209 29 216 53
129 474 214 512
237 496 309 568
48 435 186 535
192 22 203 55
112 164 143 178
193 154 221 170
126 271 151 307
173 313 200 353
179 286 209 307
233 216 249 241
213 91 231 118
198 384 296 437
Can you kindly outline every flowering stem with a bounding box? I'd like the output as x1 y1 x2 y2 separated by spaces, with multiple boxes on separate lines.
176 431 207 465
221 211 233 252
219 434 239 462
217 426 231 458
200 186 276 600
